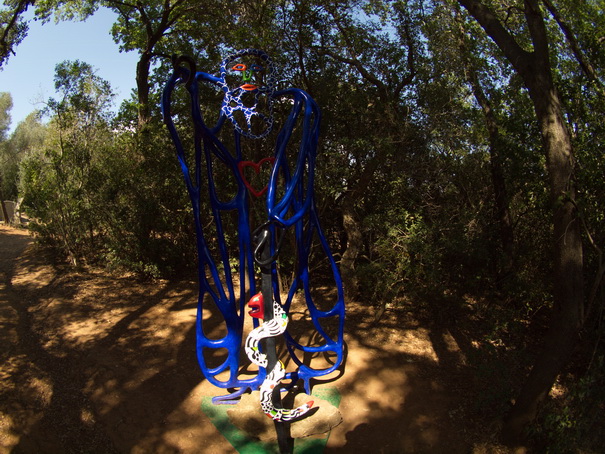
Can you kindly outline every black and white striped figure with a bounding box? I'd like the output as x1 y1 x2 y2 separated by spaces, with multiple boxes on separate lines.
245 293 314 421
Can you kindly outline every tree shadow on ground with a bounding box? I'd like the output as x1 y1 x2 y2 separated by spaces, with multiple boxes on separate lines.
317 283 529 453
320 295 469 453
1 227 231 453
2 226 525 453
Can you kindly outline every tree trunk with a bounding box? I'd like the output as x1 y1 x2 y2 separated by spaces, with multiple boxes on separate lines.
0 174 12 225
457 29 515 269
339 156 381 300
488 130 515 271
340 194 362 299
502 69 584 444
456 0 585 444
0 198 11 225
136 52 152 129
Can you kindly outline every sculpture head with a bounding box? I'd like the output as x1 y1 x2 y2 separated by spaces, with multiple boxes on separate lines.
219 49 277 139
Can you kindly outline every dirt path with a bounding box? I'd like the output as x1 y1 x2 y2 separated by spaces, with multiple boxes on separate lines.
1 225 506 453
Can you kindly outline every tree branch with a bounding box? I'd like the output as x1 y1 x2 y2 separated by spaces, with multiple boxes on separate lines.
394 21 417 97
317 47 387 91
541 0 605 95
0 0 34 66
457 0 533 73
524 0 550 66
319 5 416 96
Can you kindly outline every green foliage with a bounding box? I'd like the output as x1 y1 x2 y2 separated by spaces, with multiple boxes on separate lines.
20 115 113 263
0 1 32 67
528 355 605 453
19 60 112 264
0 91 11 139
34 0 99 23
0 91 13 199
48 59 114 123
96 125 196 278
357 208 422 302
18 60 195 275
1 111 46 200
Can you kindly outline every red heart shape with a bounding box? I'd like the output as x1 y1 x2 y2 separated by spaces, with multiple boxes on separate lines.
237 157 276 197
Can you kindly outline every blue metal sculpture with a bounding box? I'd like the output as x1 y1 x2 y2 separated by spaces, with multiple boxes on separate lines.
162 49 345 411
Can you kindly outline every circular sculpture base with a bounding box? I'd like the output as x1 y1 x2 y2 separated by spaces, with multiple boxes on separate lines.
227 391 343 442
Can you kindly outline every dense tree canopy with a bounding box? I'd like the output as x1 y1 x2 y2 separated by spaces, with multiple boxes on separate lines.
2 0 604 450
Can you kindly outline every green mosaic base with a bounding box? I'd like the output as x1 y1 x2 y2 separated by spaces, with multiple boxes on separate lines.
201 387 341 454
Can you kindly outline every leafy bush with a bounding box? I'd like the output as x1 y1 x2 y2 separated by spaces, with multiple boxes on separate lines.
529 355 605 453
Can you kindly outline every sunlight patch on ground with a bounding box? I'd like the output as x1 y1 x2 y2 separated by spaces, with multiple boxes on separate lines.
397 328 440 361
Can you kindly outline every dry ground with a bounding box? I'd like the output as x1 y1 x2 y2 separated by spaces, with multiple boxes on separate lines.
1 224 513 453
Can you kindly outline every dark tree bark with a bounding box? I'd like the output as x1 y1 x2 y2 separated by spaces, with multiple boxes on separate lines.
339 193 362 299
457 0 585 444
136 51 153 128
482 95 515 271
453 9 515 270
0 179 10 224
339 157 380 300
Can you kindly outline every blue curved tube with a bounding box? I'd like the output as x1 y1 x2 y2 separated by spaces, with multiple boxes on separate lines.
162 52 345 401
